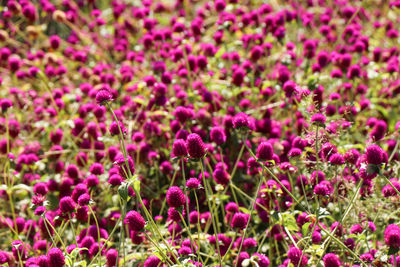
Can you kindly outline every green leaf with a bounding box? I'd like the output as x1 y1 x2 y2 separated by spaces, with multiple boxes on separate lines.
74 260 87 267
239 207 251 214
282 213 299 231
133 178 141 194
118 182 130 201
214 47 225 59
302 222 312 236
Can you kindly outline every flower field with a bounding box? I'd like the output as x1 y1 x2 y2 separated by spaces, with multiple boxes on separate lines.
1 0 400 266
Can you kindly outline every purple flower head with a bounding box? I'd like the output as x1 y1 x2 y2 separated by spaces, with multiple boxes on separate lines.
96 89 113 105
344 149 360 165
48 248 65 267
365 144 384 165
124 211 145 232
109 121 125 136
323 253 341 267
106 249 118 267
213 167 230 185
59 196 76 214
89 162 104 175
288 148 302 158
225 202 239 213
166 186 186 208
311 113 326 125
174 106 193 124
168 208 181 222
186 133 206 159
114 154 135 177
282 80 298 98
231 212 248 229
287 247 308 267
256 142 273 161
186 178 200 189
77 193 91 206
172 139 187 157
0 99 12 112
210 127 226 145
253 253 270 267
49 35 61 49
233 112 250 130
313 182 331 196
329 153 345 165
144 256 161 267
385 224 400 248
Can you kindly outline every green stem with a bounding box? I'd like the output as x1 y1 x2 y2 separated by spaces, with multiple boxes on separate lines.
89 217 122 266
319 181 363 261
88 206 102 267
179 211 202 264
381 174 400 197
221 231 237 263
200 160 222 266
160 167 179 216
243 140 310 213
143 232 174 266
389 137 400 162
234 169 264 267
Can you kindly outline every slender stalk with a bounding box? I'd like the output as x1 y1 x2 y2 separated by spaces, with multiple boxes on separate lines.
89 217 122 266
193 191 203 254
178 212 202 264
106 101 181 264
221 231 237 263
160 167 179 216
88 206 102 267
68 215 78 246
230 136 246 179
143 232 174 266
234 169 264 267
318 221 366 265
389 137 400 162
180 159 202 264
381 174 400 197
243 140 310 213
200 160 222 266
319 181 362 260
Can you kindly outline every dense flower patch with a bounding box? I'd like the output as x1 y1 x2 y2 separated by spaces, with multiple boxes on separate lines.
1 0 400 266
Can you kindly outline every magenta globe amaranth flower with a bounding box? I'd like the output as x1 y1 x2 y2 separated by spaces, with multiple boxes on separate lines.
384 224 400 248
311 113 326 125
323 253 341 267
287 247 308 267
106 249 118 267
172 139 187 157
186 178 200 189
144 255 161 267
329 153 345 165
96 89 113 105
210 127 226 145
166 186 186 208
124 211 146 232
365 144 384 165
231 212 248 229
256 142 273 161
213 167 230 185
186 133 206 159
233 112 250 130
48 248 65 267
59 196 76 214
